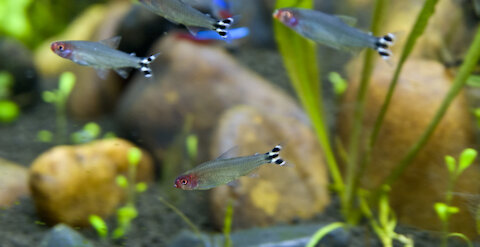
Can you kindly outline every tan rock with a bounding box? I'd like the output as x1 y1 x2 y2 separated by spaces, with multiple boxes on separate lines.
117 34 309 163
0 158 29 207
29 138 154 227
209 106 329 229
338 59 480 236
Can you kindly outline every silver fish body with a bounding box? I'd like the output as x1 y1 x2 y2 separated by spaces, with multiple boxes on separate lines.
174 145 286 190
139 0 234 38
274 8 395 59
51 37 159 78
65 41 142 69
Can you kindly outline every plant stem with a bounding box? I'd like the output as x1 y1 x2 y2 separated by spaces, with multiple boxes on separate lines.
368 0 439 148
158 196 201 237
127 161 137 205
376 25 480 192
343 0 387 221
56 98 67 144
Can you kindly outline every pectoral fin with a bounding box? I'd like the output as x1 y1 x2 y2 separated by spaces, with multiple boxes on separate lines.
95 68 110 79
114 68 131 79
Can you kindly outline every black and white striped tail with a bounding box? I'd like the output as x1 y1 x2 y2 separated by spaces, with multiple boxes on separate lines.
213 17 234 39
374 33 395 60
139 53 160 78
265 145 286 166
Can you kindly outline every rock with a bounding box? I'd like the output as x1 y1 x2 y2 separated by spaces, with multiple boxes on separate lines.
381 0 475 63
0 38 38 108
338 59 480 236
117 34 309 163
34 1 132 119
0 158 29 207
209 106 329 229
29 138 154 227
40 224 94 247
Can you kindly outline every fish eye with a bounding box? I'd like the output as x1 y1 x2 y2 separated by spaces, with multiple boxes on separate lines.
58 45 64 51
181 179 188 185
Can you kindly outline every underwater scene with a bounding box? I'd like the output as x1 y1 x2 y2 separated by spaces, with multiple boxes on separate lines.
2 0 480 246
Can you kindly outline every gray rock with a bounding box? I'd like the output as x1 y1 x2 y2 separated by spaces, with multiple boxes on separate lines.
40 224 94 247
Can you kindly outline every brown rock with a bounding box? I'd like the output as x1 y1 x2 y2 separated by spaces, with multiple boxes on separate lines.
29 138 154 227
209 106 329 229
338 59 479 236
117 34 309 163
0 158 29 207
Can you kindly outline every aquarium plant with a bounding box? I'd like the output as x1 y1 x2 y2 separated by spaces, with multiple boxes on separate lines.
0 71 20 123
71 121 116 144
89 147 147 240
435 148 476 247
40 71 76 144
275 0 480 243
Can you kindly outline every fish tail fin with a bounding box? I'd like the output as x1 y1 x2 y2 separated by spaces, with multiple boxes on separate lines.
265 145 286 166
213 17 235 39
139 53 160 78
374 33 395 60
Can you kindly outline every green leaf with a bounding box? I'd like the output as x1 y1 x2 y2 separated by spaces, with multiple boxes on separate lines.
306 222 345 247
135 182 148 193
185 134 198 160
274 0 344 194
88 215 108 239
116 175 128 188
37 130 53 143
466 75 480 87
112 228 125 239
444 155 456 174
42 91 57 103
435 202 448 222
84 122 101 138
328 72 347 96
127 147 142 166
447 233 473 247
0 100 20 123
59 72 76 96
0 71 13 99
458 148 477 175
117 205 138 225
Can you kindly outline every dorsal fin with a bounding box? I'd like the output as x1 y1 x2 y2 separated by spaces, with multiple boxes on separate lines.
215 146 238 160
99 36 122 49
335 15 357 27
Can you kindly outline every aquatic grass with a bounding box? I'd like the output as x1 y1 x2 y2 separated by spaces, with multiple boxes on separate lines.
343 0 388 222
306 222 345 247
435 149 477 247
376 25 480 192
158 196 201 237
0 71 20 123
359 186 413 247
41 71 76 144
274 0 344 194
368 0 440 148
89 147 148 240
223 200 234 247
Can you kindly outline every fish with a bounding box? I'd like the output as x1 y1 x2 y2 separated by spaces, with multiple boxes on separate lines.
273 8 395 60
138 0 235 39
174 145 286 190
50 36 160 79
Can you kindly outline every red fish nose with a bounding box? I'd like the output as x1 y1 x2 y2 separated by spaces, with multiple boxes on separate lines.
173 183 178 188
50 43 56 52
273 9 281 19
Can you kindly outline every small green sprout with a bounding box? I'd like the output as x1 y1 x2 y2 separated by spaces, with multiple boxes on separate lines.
328 71 348 96
359 187 413 247
71 122 101 144
223 200 234 247
89 215 108 240
42 72 76 144
128 147 142 167
186 134 198 161
112 205 138 239
135 182 147 193
37 130 53 143
436 148 477 247
116 175 128 189
0 100 20 123
307 222 345 247
0 71 20 123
